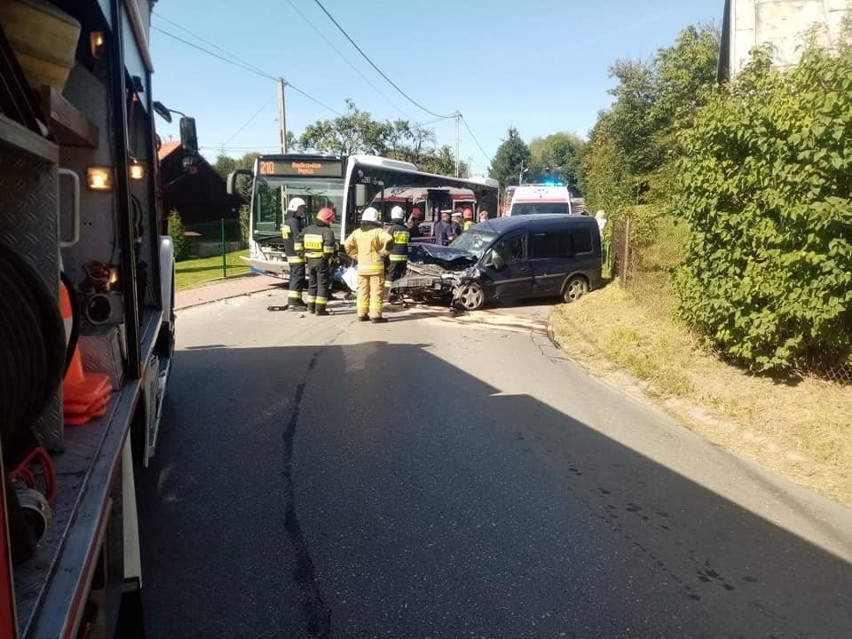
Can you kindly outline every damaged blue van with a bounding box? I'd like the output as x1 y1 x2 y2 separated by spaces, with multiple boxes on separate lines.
395 214 604 310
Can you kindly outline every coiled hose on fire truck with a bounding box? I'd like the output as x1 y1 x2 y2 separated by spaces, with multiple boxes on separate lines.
0 243 67 562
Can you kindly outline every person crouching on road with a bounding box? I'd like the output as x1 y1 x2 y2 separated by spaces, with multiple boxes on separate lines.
300 207 337 316
282 197 307 310
344 207 393 323
386 205 410 303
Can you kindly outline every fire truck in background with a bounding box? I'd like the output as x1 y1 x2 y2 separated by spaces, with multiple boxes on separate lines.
0 0 188 636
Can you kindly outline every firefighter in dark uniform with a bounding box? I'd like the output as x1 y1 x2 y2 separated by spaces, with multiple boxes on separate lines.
300 207 337 316
386 205 410 303
281 197 307 310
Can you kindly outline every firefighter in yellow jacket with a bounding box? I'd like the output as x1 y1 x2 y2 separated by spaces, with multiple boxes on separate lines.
344 207 393 323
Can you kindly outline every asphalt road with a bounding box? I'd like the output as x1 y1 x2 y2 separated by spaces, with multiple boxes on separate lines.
137 291 852 638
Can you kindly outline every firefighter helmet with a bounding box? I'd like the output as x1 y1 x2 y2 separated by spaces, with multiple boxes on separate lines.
287 197 306 212
361 207 379 223
390 205 404 221
317 208 335 224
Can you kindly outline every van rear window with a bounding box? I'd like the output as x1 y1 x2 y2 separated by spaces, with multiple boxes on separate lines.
531 229 593 257
511 202 569 215
572 229 593 254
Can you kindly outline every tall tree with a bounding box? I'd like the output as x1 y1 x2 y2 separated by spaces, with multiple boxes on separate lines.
489 127 531 186
418 145 467 177
298 100 464 174
213 154 237 180
528 132 586 191
578 23 721 212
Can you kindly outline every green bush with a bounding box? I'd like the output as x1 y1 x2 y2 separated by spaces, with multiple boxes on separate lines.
167 209 190 262
239 204 250 245
674 43 852 373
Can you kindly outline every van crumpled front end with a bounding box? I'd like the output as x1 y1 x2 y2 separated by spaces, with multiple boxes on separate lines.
389 244 477 305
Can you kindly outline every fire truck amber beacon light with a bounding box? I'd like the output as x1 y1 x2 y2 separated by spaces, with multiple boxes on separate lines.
87 167 112 191
129 160 145 181
90 32 105 59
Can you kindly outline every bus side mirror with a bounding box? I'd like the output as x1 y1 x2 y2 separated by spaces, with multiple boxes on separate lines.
355 184 366 207
179 117 198 157
226 169 252 196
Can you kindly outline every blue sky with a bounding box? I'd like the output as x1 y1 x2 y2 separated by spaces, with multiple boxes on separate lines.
150 0 724 174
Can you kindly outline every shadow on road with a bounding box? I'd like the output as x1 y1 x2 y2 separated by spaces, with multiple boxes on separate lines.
137 340 852 639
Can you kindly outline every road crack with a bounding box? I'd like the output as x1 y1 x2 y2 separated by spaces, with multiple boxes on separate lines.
282 326 347 638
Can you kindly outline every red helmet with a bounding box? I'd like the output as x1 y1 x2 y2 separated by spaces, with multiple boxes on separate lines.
411 207 422 219
463 208 473 220
317 207 335 224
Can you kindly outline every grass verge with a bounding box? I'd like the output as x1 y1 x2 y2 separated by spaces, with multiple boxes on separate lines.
175 250 251 290
551 282 852 504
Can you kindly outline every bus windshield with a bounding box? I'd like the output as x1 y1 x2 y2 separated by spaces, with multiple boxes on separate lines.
253 176 345 238
450 229 498 259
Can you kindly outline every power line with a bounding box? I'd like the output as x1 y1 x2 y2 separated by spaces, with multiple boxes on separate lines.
285 83 345 117
282 0 412 120
150 24 343 116
460 114 492 167
151 26 276 80
310 0 455 120
224 100 274 145
152 12 272 78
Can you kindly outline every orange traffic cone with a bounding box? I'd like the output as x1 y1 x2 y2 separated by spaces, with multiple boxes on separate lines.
60 280 112 426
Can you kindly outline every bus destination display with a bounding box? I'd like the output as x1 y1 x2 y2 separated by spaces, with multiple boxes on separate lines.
259 159 344 177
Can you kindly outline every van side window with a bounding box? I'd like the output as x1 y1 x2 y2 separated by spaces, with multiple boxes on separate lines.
531 231 572 258
493 234 527 263
572 229 593 254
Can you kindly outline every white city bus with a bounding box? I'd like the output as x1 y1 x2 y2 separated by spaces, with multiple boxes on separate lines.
227 155 499 278
373 186 480 225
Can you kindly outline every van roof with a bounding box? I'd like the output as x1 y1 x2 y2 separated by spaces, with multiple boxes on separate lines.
477 214 596 233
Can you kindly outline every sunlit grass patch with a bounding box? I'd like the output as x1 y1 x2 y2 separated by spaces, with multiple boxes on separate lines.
551 282 852 504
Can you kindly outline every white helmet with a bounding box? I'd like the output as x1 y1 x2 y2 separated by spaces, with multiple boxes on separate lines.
287 197 306 212
390 205 404 221
361 207 379 223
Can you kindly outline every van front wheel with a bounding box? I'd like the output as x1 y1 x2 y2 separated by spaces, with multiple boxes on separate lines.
562 276 588 303
456 281 485 311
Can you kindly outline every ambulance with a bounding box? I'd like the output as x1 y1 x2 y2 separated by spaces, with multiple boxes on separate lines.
506 184 574 216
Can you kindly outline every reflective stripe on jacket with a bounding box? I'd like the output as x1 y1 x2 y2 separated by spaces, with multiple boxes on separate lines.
281 215 304 261
344 225 393 275
388 223 410 262
301 224 336 260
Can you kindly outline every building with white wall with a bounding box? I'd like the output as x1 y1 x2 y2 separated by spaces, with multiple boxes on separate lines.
719 0 849 80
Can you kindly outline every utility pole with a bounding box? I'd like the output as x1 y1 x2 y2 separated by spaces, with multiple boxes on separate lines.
277 77 288 154
455 111 460 177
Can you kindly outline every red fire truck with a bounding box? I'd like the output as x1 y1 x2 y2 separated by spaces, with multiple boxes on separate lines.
0 1 184 636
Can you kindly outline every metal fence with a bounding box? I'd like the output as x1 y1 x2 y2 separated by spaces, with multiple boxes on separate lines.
608 214 851 385
185 219 245 259
609 215 684 319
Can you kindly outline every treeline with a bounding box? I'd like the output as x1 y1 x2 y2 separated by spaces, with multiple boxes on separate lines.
214 100 465 178
578 23 851 374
